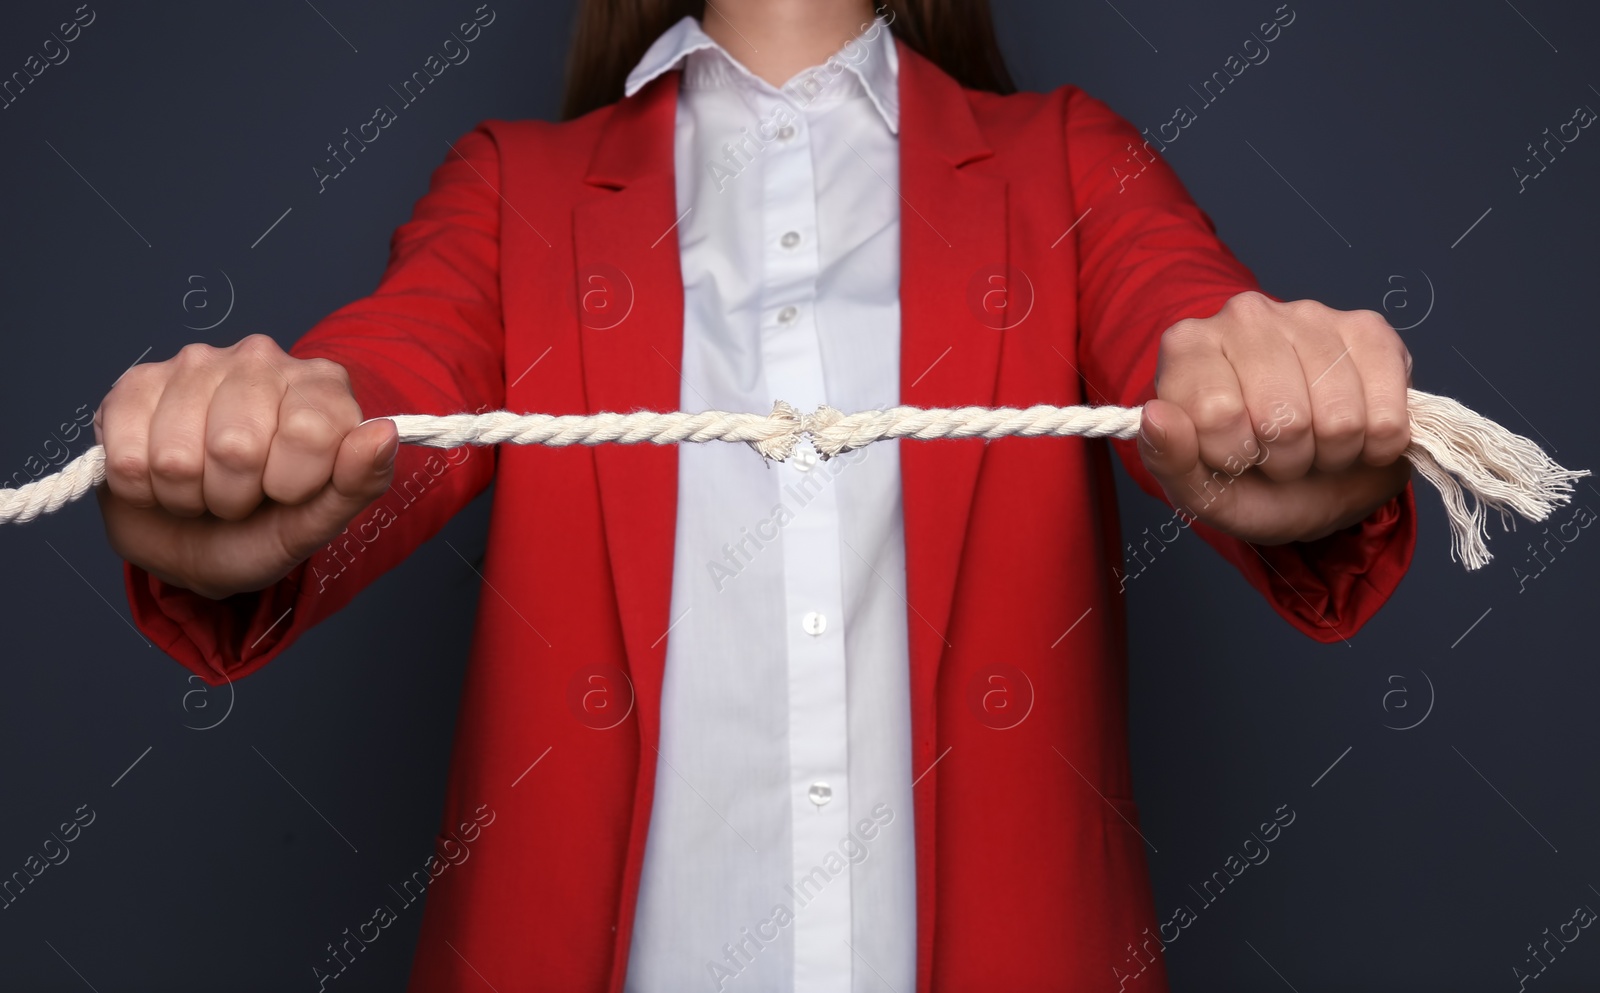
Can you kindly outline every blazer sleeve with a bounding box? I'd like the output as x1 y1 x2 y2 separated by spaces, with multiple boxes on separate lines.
123 123 507 684
1061 88 1415 643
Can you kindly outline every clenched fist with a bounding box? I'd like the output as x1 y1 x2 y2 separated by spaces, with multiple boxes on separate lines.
1137 291 1413 545
95 334 398 599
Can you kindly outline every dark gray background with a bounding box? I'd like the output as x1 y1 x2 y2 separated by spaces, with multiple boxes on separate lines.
1 1 1596 989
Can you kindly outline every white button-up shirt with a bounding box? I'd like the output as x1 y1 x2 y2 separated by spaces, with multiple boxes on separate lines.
622 16 915 993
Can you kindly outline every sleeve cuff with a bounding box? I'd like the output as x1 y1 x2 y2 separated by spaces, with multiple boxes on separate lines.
1200 481 1417 644
124 561 309 685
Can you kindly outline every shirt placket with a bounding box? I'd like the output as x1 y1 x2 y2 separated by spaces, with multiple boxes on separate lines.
754 91 854 993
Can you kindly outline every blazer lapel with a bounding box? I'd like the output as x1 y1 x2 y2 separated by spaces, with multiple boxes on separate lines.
572 73 684 755
895 41 1009 985
897 44 1009 738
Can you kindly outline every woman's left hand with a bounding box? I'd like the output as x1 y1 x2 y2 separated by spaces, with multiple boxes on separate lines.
1136 290 1413 545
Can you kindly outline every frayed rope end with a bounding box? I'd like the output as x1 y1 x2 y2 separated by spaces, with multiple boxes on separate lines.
1403 389 1589 570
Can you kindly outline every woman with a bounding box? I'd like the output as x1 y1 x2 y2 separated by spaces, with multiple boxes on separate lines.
95 0 1415 989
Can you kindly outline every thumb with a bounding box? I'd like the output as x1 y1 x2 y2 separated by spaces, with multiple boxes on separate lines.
274 418 399 558
1137 398 1221 517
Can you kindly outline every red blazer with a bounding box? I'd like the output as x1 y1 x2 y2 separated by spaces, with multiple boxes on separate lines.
125 40 1414 992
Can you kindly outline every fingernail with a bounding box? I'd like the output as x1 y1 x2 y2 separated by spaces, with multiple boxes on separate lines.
376 432 399 472
1140 417 1166 454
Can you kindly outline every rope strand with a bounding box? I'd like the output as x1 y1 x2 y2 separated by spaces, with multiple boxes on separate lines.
1 390 1585 570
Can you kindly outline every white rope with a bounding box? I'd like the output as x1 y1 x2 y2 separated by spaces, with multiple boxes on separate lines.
0 390 1585 570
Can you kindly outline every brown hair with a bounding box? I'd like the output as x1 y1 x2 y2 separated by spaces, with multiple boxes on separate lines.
560 0 1016 120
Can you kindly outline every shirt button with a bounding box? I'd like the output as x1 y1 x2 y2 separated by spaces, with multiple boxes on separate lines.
780 230 801 249
808 782 833 806
802 611 827 636
777 125 797 141
777 305 799 325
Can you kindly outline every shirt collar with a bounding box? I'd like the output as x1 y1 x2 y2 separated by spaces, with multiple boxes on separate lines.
623 14 900 134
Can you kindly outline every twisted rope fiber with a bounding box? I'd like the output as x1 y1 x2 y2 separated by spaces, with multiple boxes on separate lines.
1 390 1585 570
383 400 1146 461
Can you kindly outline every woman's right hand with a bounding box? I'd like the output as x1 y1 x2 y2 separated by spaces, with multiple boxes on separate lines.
95 334 398 599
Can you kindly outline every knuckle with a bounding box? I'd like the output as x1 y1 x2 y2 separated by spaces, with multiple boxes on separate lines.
206 423 271 472
149 444 204 483
298 356 352 388
1160 319 1213 354
117 362 164 391
1223 290 1274 317
229 334 289 374
1345 311 1410 375
1345 308 1394 334
1317 403 1366 443
1188 391 1247 434
1284 298 1326 322
1346 311 1404 351
1365 409 1411 449
229 334 282 366
106 452 150 491
235 332 279 352
1266 410 1311 443
1345 309 1403 345
1250 392 1299 426
277 405 340 452
174 342 219 369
